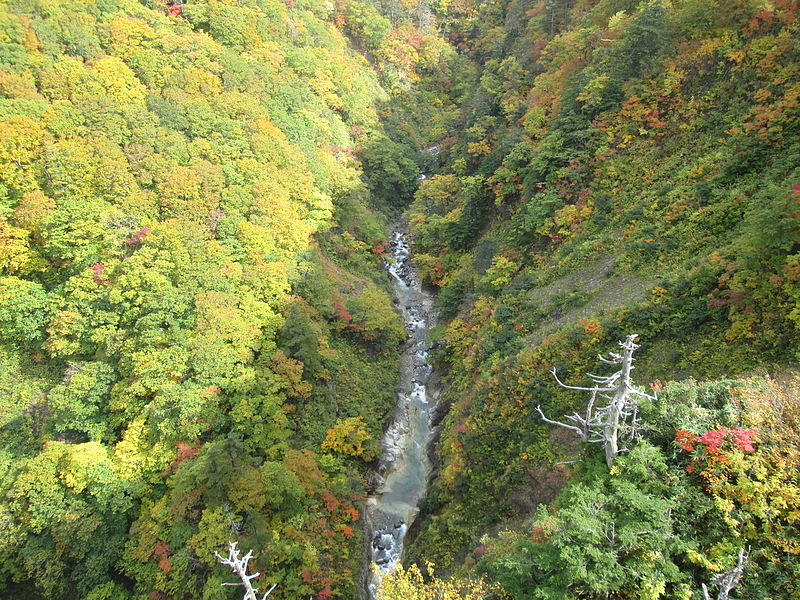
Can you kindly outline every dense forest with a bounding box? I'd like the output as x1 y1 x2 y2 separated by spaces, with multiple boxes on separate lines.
1 0 799 598
0 0 408 597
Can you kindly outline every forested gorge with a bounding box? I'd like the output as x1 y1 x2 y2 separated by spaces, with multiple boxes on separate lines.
0 0 410 597
1 0 800 598
396 0 800 598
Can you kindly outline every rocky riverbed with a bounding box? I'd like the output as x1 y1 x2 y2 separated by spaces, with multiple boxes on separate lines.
362 225 441 597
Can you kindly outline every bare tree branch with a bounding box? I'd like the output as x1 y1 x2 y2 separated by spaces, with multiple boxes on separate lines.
552 368 616 393
536 405 588 441
215 541 277 600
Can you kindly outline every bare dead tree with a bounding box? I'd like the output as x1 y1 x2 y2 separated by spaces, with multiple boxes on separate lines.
536 334 655 467
215 541 277 600
702 548 748 600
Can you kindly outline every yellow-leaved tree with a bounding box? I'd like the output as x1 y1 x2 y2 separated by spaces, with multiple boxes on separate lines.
375 562 494 600
321 416 376 461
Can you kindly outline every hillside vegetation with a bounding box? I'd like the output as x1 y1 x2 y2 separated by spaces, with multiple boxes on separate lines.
387 0 800 598
2 0 800 598
0 0 415 597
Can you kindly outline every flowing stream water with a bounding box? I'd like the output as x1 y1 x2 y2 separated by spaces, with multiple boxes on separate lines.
363 225 439 596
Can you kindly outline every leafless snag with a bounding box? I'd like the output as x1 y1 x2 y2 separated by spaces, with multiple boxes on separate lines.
214 541 277 600
701 548 748 600
536 334 655 467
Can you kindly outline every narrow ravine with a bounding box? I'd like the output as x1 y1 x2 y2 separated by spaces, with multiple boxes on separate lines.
363 224 440 596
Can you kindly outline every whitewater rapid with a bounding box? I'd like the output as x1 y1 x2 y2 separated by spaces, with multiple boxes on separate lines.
364 227 439 596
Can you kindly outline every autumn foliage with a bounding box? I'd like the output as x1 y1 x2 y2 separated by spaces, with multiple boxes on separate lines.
0 0 404 596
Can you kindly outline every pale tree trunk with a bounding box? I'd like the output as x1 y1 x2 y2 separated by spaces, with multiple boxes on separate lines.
601 334 637 467
701 548 748 600
603 404 620 468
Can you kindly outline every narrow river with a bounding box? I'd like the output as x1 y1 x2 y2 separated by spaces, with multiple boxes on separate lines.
364 225 439 596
